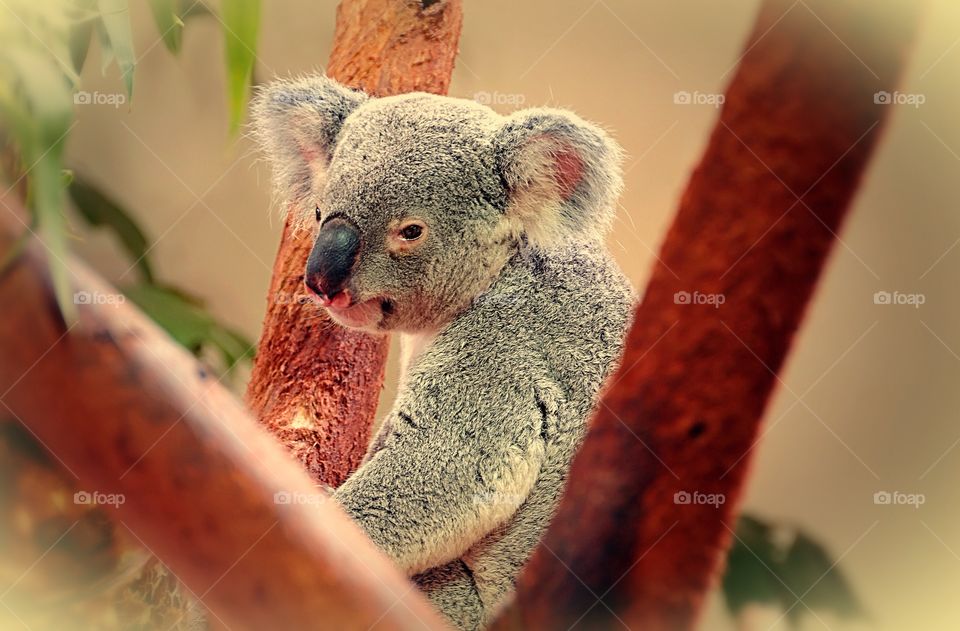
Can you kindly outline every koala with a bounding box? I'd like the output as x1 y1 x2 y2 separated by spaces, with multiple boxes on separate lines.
252 75 634 630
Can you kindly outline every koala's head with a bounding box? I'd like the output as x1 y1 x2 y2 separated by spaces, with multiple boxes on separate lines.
252 75 622 333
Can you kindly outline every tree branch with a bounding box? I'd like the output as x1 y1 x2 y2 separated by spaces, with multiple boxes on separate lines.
0 197 447 630
496 0 922 628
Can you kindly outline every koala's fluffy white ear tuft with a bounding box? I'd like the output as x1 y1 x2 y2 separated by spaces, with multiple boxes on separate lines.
493 108 624 248
250 74 368 222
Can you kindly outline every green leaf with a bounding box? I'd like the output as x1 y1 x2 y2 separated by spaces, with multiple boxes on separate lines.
152 283 204 306
722 515 783 615
96 19 115 75
180 0 211 20
780 531 864 623
2 46 75 132
207 324 255 372
124 283 214 352
96 0 135 98
0 30 76 320
68 16 95 74
68 177 154 282
221 0 260 135
34 151 74 321
123 284 254 373
147 0 183 54
69 0 99 73
722 514 864 625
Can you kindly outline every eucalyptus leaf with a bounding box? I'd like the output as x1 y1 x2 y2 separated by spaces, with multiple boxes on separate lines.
124 283 215 352
68 177 155 282
69 0 99 73
68 17 94 74
221 0 260 135
124 284 254 374
147 0 183 54
151 282 204 306
96 19 116 75
180 0 212 20
722 514 864 626
207 324 255 371
722 515 783 615
0 20 76 320
34 152 74 321
96 0 135 98
780 531 864 623
3 46 75 132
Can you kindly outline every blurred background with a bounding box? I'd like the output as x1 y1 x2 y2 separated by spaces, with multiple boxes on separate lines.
3 0 958 629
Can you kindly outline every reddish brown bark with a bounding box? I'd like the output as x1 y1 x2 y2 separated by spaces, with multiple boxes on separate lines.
328 0 463 96
246 0 463 487
0 200 446 630
497 0 922 629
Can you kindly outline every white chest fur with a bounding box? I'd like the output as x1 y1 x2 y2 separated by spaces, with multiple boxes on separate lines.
398 331 437 390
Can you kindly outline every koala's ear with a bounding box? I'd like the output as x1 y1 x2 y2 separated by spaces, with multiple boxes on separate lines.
493 108 623 248
250 74 368 219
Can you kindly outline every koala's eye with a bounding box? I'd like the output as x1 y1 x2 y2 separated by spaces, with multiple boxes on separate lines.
388 218 428 255
315 206 321 223
399 224 424 241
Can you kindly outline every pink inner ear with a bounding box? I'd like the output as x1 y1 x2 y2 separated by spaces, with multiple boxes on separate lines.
552 145 584 200
298 143 321 165
290 109 327 167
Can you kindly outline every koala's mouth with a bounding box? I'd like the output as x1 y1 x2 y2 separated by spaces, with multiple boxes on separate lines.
324 296 395 330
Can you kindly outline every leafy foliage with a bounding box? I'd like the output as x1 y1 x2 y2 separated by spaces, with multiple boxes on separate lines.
723 514 864 625
147 0 184 54
69 176 155 282
222 0 261 135
124 283 254 373
0 0 78 319
146 0 212 55
65 173 255 376
0 0 260 375
96 0 136 98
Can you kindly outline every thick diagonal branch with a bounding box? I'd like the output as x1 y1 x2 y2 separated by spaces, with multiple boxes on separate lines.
497 0 922 628
0 197 447 630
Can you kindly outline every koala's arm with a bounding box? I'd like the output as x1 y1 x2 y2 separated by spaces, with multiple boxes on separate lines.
332 372 546 576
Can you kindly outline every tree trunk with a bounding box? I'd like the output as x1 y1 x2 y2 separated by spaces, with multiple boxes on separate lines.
246 0 463 488
496 0 922 628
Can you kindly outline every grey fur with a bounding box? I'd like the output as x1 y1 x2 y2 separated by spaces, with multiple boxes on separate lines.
252 74 635 629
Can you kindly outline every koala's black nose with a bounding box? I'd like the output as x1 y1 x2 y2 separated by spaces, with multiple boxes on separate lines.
305 216 360 302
